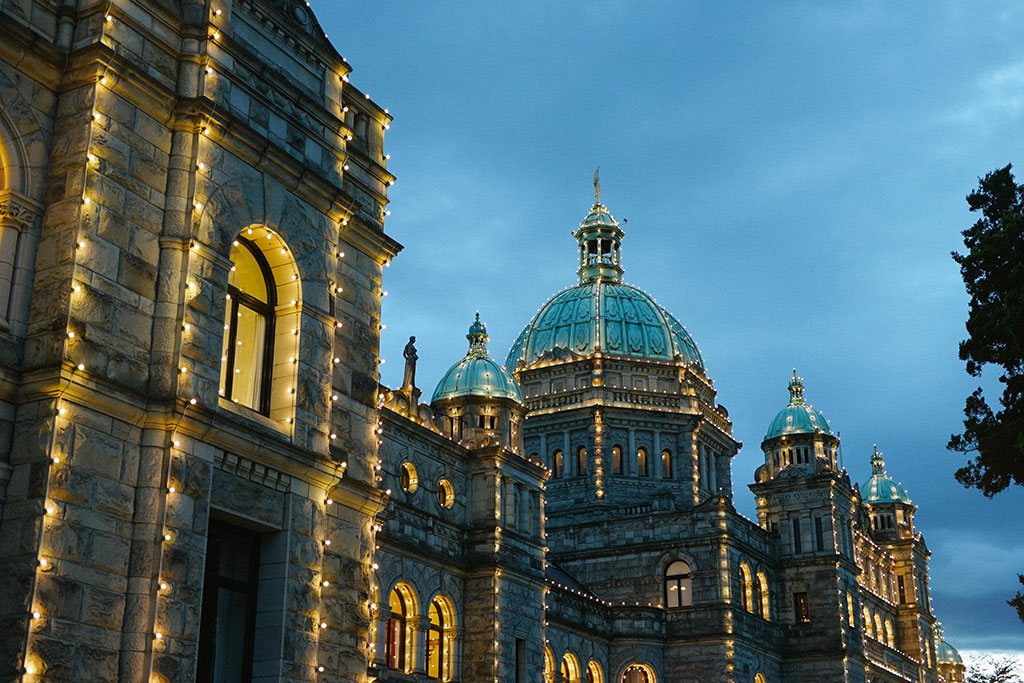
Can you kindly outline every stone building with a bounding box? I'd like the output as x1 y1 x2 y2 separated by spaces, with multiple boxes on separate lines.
0 1 965 682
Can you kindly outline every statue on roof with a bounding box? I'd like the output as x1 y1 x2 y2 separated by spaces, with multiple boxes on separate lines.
402 336 418 390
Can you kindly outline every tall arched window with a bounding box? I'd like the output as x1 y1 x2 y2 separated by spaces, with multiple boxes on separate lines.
219 237 275 412
386 584 417 672
739 563 754 613
846 592 856 627
757 571 770 620
576 446 587 477
661 449 672 479
885 618 895 648
553 450 564 479
862 606 873 639
874 613 883 641
544 646 556 683
612 445 623 474
622 664 655 683
754 674 767 683
664 560 692 608
637 448 648 477
561 653 581 683
427 595 455 680
586 660 604 683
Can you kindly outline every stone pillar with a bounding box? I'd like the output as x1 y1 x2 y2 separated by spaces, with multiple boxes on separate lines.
627 427 636 476
0 192 41 334
413 614 429 675
653 431 661 477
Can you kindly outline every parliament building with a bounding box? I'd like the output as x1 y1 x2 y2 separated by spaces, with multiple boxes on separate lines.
0 0 966 681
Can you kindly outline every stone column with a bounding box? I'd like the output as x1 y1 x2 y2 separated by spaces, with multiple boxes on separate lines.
653 431 661 477
413 614 430 675
627 427 636 476
0 192 41 334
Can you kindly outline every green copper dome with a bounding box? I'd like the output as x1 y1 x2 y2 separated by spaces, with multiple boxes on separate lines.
432 314 524 404
763 371 834 441
504 282 704 373
934 625 963 665
505 174 703 373
858 447 913 505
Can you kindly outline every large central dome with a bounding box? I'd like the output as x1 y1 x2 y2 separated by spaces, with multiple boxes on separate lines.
504 173 703 374
504 281 703 373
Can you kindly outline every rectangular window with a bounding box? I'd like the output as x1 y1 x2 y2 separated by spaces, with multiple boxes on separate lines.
792 518 802 554
515 638 526 683
197 518 261 683
815 517 824 552
794 592 810 623
897 575 906 603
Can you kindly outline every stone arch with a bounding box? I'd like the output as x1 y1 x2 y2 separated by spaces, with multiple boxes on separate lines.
618 662 657 683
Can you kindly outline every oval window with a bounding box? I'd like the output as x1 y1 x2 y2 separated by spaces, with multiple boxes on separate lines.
400 461 418 493
437 479 455 509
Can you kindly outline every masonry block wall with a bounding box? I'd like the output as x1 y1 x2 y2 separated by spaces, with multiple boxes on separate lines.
0 0 396 681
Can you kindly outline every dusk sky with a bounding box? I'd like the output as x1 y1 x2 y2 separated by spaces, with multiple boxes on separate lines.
310 1 1024 655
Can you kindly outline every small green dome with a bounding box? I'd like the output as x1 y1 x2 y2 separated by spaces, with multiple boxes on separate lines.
504 282 703 373
858 447 913 505
432 314 523 404
934 624 963 665
764 371 833 440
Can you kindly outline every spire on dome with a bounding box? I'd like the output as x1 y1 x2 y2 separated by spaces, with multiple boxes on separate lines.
467 312 489 355
870 445 886 475
788 369 806 405
575 170 624 284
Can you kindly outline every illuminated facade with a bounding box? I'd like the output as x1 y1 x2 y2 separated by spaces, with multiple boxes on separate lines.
0 1 962 682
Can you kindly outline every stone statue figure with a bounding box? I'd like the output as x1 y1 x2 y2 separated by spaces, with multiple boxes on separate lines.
402 336 417 390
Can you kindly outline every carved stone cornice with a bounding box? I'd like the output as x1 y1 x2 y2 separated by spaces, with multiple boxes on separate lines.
0 190 42 232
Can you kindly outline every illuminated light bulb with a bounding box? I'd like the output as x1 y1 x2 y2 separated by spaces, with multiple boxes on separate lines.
323 539 331 546
335 286 343 294
343 164 350 171
92 112 101 122
333 357 340 364
67 330 75 339
76 363 85 371
197 162 206 171
289 357 296 363
32 610 41 619
179 366 187 374
232 239 239 247
385 154 391 160
193 202 202 211
159 581 169 590
325 498 333 506
382 291 389 297
38 558 48 568
25 664 36 675
317 665 325 672
291 328 298 335
51 455 60 464
322 580 330 587
288 387 295 394
201 127 210 136
105 13 113 22
154 632 163 640
82 197 91 205
215 9 222 15
380 324 386 330
212 31 220 40
384 489 392 496
101 76 108 85
285 417 293 424
335 321 342 329
330 433 337 440
163 532 172 542
189 398 197 405
246 228 253 235
168 486 176 494
205 67 213 75
87 153 97 164
319 622 328 630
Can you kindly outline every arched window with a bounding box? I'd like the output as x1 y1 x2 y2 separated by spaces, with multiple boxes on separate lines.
553 450 564 479
576 446 587 477
586 660 604 683
757 571 770 620
622 664 655 683
754 674 767 683
661 449 672 479
862 606 873 638
612 445 623 475
561 652 581 683
426 595 455 680
386 584 417 673
637 448 648 477
664 560 692 608
846 592 856 627
544 646 556 683
874 613 883 641
219 237 275 413
885 618 895 648
739 563 754 613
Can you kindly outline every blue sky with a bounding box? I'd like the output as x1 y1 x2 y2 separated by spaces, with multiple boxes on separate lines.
310 0 1024 654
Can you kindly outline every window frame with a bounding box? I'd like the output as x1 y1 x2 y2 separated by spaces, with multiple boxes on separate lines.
221 237 277 415
664 560 693 608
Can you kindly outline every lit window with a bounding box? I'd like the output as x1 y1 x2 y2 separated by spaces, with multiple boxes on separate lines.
401 462 418 493
664 560 692 608
386 584 417 672
847 592 856 627
754 674 767 683
561 653 581 683
586 660 604 683
552 450 563 479
885 618 895 648
795 592 810 623
622 664 655 683
739 563 754 613
219 237 275 413
637 448 648 477
576 446 587 477
426 595 455 680
612 445 623 475
661 449 672 479
862 606 873 638
544 646 556 683
437 479 455 509
757 571 770 620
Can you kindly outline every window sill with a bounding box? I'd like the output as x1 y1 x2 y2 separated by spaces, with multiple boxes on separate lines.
217 396 292 437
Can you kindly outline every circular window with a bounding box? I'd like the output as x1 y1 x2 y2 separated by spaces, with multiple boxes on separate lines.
400 461 418 493
437 479 455 509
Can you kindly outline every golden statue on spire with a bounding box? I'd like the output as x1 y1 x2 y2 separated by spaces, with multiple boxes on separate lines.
593 167 601 205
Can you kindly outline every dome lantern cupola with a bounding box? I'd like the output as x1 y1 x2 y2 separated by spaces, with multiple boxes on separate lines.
574 168 624 285
756 370 839 482
858 445 916 538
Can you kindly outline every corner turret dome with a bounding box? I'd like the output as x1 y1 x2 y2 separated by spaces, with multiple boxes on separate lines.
934 624 963 665
858 446 913 505
763 371 833 441
432 314 524 404
504 171 704 373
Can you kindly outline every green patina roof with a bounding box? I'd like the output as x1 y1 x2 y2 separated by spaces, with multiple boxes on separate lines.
764 371 834 440
934 624 962 665
858 446 913 505
432 314 524 404
504 281 704 373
